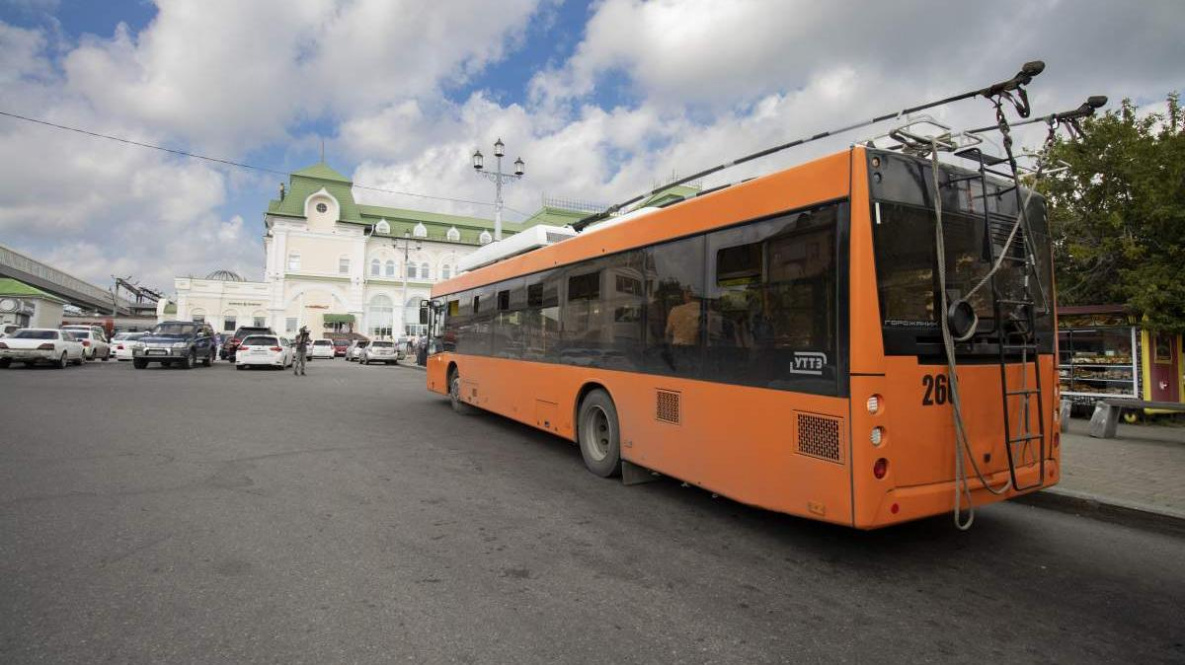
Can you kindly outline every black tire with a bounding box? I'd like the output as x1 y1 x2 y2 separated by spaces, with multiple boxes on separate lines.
179 350 193 370
236 365 244 371
72 356 83 366
449 369 476 415
0 359 10 369
133 359 147 369
203 350 213 367
56 352 68 369
101 352 109 362
577 389 621 478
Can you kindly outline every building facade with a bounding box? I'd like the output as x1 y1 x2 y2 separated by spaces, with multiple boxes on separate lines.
170 162 586 340
0 278 66 330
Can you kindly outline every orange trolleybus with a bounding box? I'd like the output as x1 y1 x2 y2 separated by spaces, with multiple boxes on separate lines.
423 145 1060 529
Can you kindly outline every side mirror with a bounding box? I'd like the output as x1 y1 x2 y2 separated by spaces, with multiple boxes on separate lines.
419 303 429 325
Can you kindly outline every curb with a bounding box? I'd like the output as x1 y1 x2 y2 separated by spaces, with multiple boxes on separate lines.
1016 488 1185 536
394 361 427 372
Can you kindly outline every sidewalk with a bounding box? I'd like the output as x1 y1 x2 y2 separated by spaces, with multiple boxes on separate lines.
1028 416 1185 527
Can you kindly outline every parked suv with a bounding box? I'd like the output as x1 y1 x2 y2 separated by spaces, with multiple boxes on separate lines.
133 320 217 369
222 325 274 361
61 325 111 361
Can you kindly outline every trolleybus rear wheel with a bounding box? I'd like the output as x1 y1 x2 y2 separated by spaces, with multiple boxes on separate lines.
577 389 621 478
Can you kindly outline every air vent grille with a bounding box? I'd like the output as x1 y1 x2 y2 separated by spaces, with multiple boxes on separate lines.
656 390 680 424
796 413 841 462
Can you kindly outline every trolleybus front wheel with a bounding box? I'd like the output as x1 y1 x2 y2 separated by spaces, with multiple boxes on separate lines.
449 368 476 415
578 389 621 478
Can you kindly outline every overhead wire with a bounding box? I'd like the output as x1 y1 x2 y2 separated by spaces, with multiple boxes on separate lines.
0 109 528 218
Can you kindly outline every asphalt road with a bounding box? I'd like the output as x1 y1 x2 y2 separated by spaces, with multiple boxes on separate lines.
1 358 1182 664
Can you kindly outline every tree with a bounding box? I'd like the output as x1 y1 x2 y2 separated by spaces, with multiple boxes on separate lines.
1041 93 1185 332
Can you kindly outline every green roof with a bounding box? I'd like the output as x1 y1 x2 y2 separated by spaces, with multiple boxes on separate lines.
291 163 352 183
0 278 67 303
523 206 590 228
267 161 364 223
639 183 702 208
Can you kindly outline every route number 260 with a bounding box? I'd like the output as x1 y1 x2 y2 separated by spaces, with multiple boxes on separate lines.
921 374 949 406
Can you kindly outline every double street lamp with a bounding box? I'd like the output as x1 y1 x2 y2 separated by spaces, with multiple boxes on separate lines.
392 231 421 338
472 138 525 241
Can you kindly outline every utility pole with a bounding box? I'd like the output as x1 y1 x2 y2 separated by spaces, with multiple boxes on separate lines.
393 231 421 338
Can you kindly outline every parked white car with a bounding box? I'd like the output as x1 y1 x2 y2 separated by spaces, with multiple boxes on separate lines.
111 331 147 361
346 340 369 361
0 323 22 338
61 325 111 361
360 340 403 365
310 339 335 359
0 328 85 368
235 335 291 370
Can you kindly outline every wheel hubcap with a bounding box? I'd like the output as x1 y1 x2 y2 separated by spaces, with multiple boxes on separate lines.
583 406 611 462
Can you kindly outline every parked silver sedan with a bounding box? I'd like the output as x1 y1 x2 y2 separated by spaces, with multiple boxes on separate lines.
0 328 85 368
360 340 403 365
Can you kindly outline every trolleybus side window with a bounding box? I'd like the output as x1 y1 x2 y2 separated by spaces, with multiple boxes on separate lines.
642 235 705 379
705 204 839 393
492 279 525 359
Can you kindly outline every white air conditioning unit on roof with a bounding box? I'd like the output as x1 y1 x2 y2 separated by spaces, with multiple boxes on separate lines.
457 224 578 273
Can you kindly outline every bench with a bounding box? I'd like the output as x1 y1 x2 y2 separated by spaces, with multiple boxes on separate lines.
1088 399 1185 438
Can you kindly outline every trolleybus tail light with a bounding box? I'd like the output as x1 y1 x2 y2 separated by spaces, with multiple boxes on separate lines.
867 395 881 414
37 343 55 350
873 458 889 479
870 427 885 446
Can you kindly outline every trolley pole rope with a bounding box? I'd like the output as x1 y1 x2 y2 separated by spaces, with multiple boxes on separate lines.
570 61 1046 231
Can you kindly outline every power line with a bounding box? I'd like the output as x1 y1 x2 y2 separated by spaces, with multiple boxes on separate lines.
0 108 527 216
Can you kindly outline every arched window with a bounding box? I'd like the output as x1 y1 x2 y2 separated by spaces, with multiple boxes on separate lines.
420 262 430 280
446 227 460 242
222 310 238 332
385 260 395 277
405 296 425 336
407 262 418 279
339 256 350 274
370 259 380 276
442 264 451 280
375 219 390 234
413 222 428 238
479 230 492 245
368 294 394 339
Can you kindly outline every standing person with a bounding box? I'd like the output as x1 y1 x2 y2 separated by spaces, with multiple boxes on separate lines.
293 326 310 376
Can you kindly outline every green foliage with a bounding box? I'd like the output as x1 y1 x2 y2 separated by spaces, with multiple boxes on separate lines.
1041 93 1185 332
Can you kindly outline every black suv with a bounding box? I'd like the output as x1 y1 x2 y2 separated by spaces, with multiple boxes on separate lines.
133 320 217 369
222 326 274 361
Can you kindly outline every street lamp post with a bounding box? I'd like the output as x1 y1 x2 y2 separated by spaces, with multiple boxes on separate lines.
393 231 421 338
471 138 525 241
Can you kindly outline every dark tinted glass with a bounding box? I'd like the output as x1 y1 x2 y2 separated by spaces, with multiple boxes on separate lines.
554 251 645 370
641 236 705 378
14 330 56 339
705 205 838 393
492 279 525 359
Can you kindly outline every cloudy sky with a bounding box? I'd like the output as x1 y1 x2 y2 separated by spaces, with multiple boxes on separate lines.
1 0 1182 293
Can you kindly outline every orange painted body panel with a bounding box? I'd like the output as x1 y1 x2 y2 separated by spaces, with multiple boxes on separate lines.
426 145 1061 529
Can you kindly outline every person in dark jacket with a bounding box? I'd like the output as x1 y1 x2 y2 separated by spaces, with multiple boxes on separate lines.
293 326 310 376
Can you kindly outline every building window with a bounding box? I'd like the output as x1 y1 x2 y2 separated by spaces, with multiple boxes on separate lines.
385 260 395 277
408 263 418 279
375 219 390 234
447 227 460 241
339 256 350 274
371 259 381 276
413 222 428 238
286 317 297 332
191 309 206 324
368 294 394 339
405 297 425 336
421 262 430 280
479 230 492 245
223 312 237 332
254 312 267 327
288 253 301 271
316 203 328 213
442 265 451 280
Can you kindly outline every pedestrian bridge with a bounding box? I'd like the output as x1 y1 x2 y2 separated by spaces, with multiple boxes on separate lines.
0 243 135 315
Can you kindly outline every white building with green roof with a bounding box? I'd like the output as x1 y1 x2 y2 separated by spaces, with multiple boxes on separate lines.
172 161 545 340
0 277 67 330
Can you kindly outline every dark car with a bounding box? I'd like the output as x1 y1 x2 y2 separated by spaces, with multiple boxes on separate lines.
222 326 274 361
133 320 217 369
